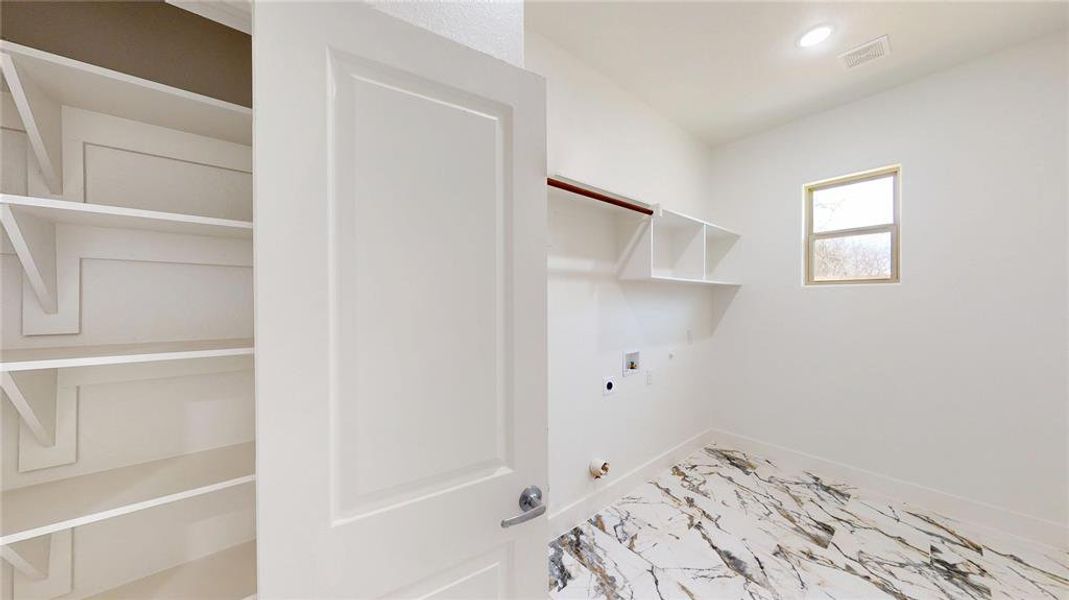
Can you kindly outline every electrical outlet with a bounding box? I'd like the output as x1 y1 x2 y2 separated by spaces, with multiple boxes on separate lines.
602 376 616 396
646 369 654 385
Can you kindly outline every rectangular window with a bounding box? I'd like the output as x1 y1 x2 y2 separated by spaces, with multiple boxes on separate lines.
805 166 900 285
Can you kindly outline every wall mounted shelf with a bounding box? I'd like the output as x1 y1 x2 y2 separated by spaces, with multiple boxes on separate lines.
1 194 253 239
1 342 253 473
0 195 253 336
618 207 741 287
1 338 254 372
0 41 251 161
647 275 741 287
547 176 741 286
86 540 256 600
1 442 255 545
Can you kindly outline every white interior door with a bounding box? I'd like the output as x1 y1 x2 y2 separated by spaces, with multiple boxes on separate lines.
254 3 547 599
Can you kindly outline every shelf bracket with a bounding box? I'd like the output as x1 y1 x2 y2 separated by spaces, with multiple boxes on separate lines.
1 369 78 473
0 53 62 196
1 537 50 580
1 370 58 447
0 205 58 314
617 219 652 280
1 530 73 598
17 384 77 473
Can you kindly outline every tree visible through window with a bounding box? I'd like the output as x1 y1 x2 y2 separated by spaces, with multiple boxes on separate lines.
805 166 899 284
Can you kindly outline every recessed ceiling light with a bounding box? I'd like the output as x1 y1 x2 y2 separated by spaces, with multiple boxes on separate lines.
799 25 833 48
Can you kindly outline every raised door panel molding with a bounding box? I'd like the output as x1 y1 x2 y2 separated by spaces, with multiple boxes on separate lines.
384 548 508 600
330 50 514 518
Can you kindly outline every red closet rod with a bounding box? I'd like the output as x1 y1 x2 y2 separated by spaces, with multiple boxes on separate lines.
547 177 654 216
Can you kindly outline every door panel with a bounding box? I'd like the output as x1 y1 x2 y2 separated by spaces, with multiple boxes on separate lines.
254 3 546 599
331 50 511 514
387 549 508 600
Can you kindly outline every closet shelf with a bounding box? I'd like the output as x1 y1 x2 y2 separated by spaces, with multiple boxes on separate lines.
1 339 254 372
649 275 741 287
85 540 256 600
1 41 251 146
0 442 255 545
0 194 253 239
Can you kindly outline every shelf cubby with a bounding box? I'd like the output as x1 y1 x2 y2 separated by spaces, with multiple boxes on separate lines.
620 207 741 286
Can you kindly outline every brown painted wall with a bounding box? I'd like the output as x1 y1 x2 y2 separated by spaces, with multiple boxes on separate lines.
1 0 251 107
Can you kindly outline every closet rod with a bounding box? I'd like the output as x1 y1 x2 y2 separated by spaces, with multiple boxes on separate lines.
547 177 654 216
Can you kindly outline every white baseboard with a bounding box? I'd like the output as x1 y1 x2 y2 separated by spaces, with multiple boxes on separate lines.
707 428 1068 551
547 428 715 539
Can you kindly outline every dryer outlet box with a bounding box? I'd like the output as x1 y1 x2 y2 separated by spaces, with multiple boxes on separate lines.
602 376 616 396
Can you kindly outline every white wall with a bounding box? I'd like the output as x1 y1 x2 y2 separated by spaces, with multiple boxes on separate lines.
526 33 734 534
371 1 524 66
527 34 712 217
704 33 1067 547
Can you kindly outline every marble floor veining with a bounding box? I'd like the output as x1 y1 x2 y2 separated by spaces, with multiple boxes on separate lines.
548 444 1068 599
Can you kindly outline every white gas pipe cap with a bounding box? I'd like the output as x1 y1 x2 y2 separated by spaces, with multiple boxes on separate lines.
589 459 610 479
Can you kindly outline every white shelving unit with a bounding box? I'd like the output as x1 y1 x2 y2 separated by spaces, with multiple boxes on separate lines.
0 41 255 599
1 194 253 238
0 41 250 197
84 541 257 600
620 208 741 286
1 443 255 545
1 338 254 372
548 176 742 286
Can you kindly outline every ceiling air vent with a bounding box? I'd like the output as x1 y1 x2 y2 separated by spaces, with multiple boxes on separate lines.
839 35 890 69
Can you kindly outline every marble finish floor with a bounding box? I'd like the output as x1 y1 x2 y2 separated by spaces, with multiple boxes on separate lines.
548 444 1068 599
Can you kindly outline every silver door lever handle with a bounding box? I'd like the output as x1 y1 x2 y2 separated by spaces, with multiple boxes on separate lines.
501 485 545 528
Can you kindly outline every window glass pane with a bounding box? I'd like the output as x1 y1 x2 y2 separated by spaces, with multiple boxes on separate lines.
812 175 894 233
812 231 892 281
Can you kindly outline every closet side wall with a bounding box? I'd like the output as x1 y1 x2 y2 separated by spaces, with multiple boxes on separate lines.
525 33 730 534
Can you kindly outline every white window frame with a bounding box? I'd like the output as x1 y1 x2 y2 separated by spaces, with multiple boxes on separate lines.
804 165 901 285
